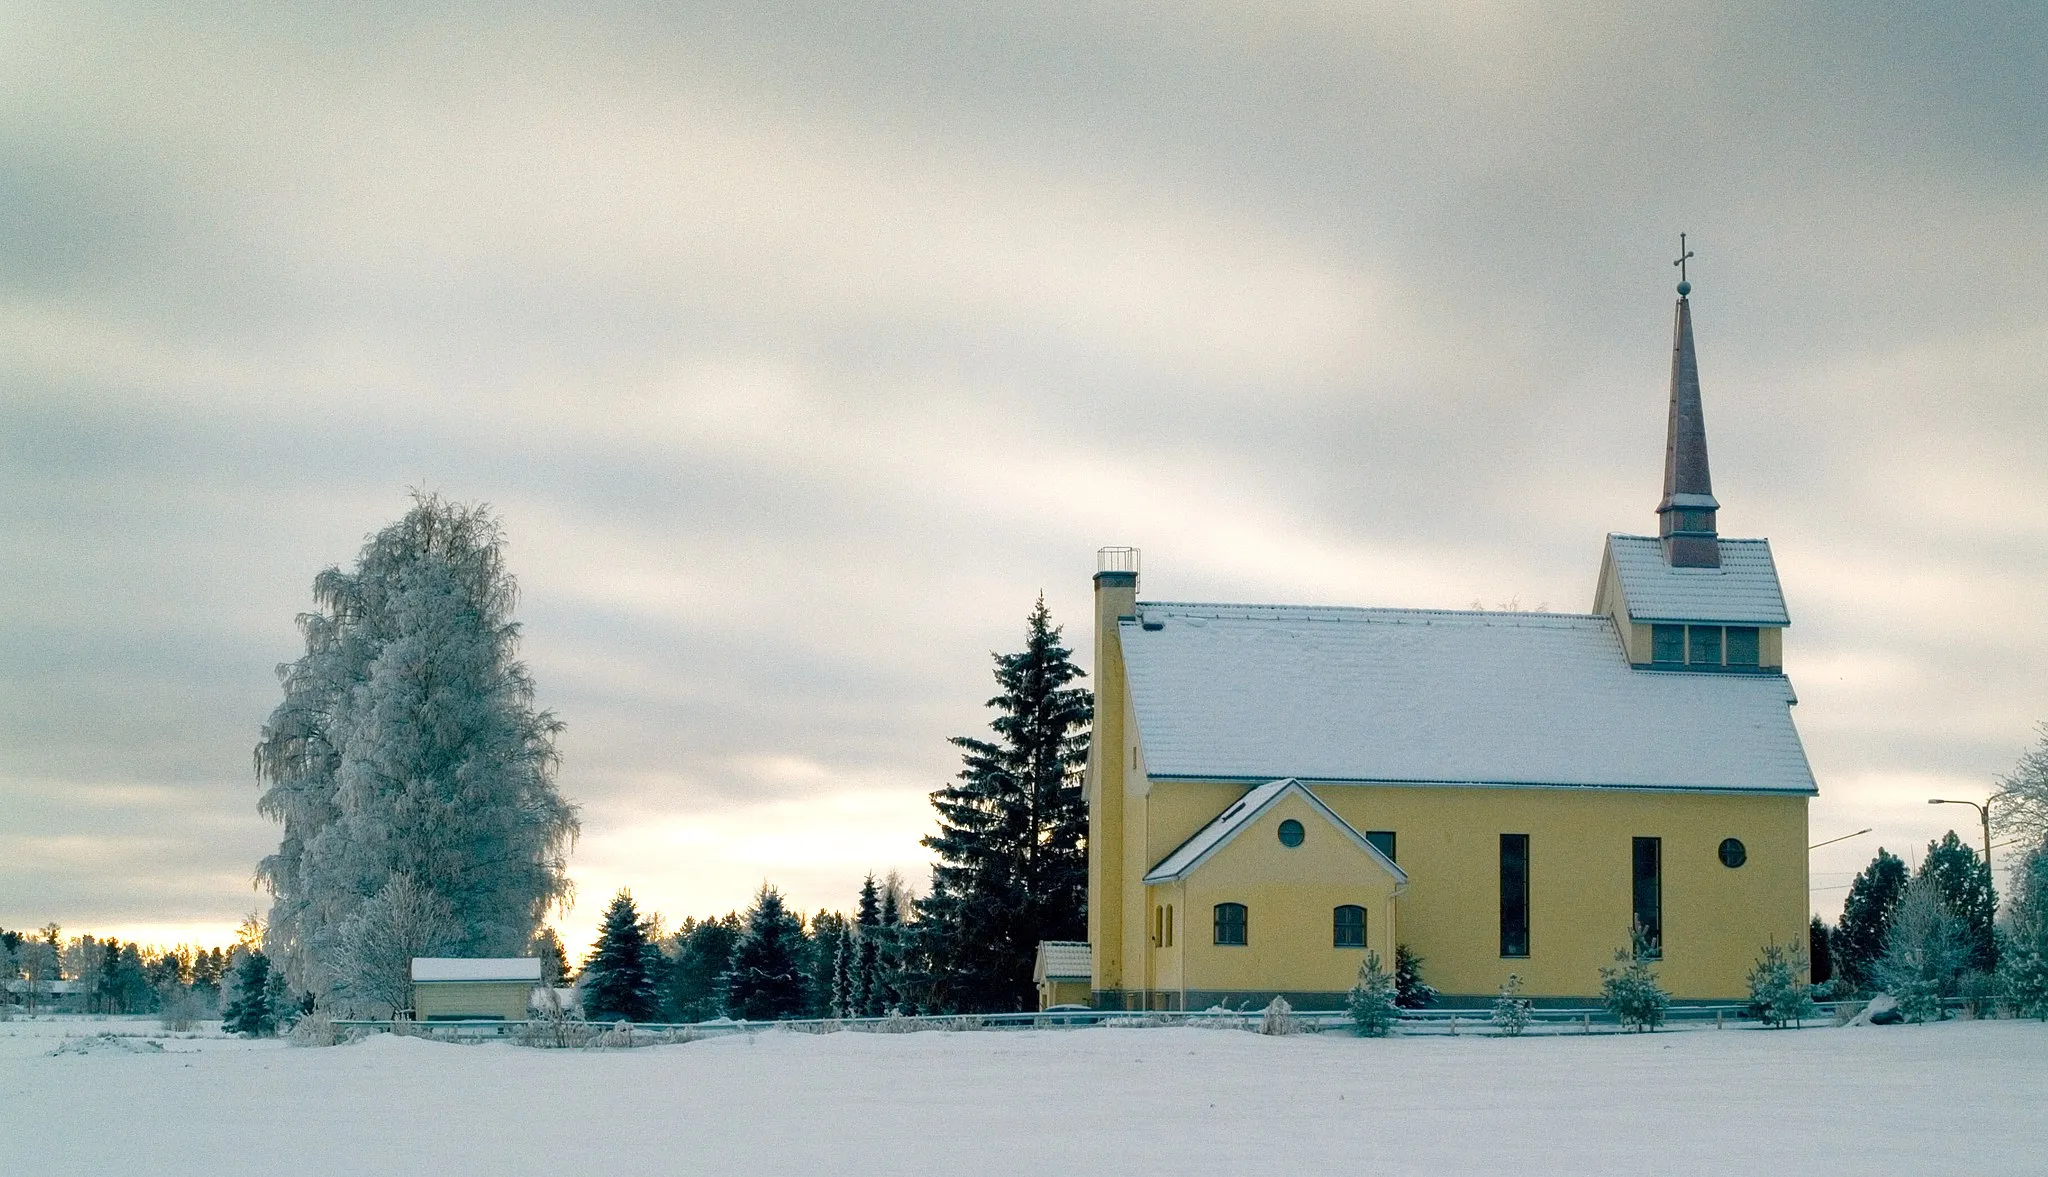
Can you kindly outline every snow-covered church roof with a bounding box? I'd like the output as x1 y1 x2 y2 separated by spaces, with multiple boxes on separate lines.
1119 603 1815 795
1606 534 1790 625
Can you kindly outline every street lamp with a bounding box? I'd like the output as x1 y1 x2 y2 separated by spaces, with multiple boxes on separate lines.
1927 798 1993 871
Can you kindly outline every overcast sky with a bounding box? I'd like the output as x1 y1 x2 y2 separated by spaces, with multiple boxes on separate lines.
4 2 2044 956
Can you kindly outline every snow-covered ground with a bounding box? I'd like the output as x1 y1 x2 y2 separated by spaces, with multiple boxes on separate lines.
2 1014 2040 1175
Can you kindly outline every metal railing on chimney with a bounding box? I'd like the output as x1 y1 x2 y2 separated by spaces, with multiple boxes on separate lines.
1096 546 1140 574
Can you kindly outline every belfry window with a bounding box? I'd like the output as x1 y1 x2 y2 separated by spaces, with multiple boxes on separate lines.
1688 626 1723 666
1214 902 1247 947
1726 627 1760 667
1652 625 1685 664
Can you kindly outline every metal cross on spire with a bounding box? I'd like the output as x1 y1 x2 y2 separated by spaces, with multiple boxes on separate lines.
1673 233 1695 296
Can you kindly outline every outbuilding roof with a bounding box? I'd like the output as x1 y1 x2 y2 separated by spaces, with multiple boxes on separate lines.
1142 778 1408 885
1606 534 1790 625
1033 941 1092 982
411 957 544 983
1119 603 1815 795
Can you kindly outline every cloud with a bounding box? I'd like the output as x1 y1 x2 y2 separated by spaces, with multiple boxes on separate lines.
3 2 2045 948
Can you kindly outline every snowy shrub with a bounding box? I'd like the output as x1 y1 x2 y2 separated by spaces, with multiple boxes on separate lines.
1745 940 1816 1028
1599 930 1669 1032
288 1009 337 1047
1876 878 1968 1021
1259 996 1300 1036
157 988 203 1033
1492 975 1532 1037
1394 945 1439 1009
1347 950 1399 1037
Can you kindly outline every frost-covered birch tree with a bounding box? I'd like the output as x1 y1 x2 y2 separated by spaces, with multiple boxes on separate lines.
254 494 579 1006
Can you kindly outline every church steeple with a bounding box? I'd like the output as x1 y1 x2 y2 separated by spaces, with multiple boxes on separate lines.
1656 242 1720 568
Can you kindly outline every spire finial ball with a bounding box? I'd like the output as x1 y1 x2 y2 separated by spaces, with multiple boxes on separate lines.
1676 280 1691 297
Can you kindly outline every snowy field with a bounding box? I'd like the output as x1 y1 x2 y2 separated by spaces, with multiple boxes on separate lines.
2 1015 2042 1176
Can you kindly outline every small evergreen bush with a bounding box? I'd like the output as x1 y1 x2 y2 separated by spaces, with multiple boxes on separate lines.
1876 877 1967 1022
1491 974 1532 1037
1998 843 2048 1019
1393 945 1439 1009
1599 928 1669 1032
1348 950 1399 1037
1745 939 1816 1028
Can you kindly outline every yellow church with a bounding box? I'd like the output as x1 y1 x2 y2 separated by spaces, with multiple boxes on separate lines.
1078 284 1814 1009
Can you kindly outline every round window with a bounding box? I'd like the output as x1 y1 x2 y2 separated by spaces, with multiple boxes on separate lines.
1719 838 1747 868
1277 819 1305 848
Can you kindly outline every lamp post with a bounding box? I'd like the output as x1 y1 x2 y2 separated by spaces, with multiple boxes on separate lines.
1927 798 1993 873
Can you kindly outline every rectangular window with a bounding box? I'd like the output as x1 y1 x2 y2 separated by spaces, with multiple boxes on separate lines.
1651 624 1685 664
1164 905 1173 948
1214 902 1247 947
1633 837 1663 958
1333 905 1366 949
1500 834 1530 958
1687 625 1723 666
1726 626 1760 667
1366 830 1397 861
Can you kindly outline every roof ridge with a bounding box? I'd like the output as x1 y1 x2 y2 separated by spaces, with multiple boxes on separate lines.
1134 601 1606 622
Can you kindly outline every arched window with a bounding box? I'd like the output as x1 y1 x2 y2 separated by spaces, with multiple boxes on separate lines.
1213 902 1248 946
1333 905 1367 948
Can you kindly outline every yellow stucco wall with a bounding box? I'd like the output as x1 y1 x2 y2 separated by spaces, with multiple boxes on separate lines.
1120 780 1807 1001
413 980 532 1020
1145 791 1400 999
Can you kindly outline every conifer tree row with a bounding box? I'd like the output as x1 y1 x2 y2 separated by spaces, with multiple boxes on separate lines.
917 597 1091 1013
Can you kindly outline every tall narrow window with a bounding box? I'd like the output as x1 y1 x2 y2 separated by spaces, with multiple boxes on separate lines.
1726 627 1760 667
1652 625 1685 664
1500 834 1530 958
1366 831 1397 861
1688 625 1723 666
1333 905 1366 949
1164 905 1173 948
1632 837 1663 958
1214 902 1247 947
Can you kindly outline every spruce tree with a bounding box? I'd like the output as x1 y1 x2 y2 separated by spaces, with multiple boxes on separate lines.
1836 848 1909 991
854 875 881 1016
917 597 1091 1012
1808 916 1834 985
1916 831 1998 973
665 913 741 1023
726 885 808 1020
582 890 659 1023
221 950 277 1037
804 911 848 1018
254 494 579 1005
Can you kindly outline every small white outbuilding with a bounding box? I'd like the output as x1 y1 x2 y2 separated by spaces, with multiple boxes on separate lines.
410 957 543 1020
